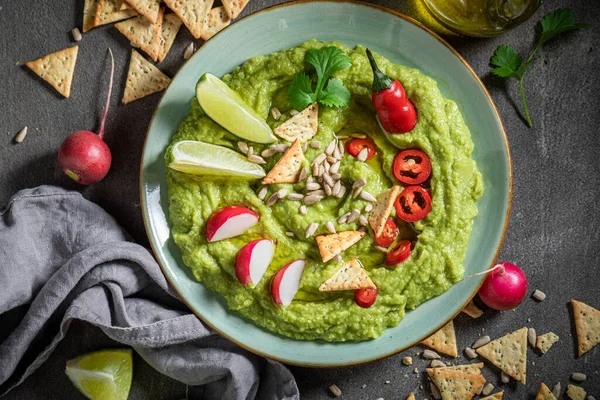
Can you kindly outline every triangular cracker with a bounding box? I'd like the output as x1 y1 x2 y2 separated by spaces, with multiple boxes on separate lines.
368 186 400 237
476 327 528 383
158 13 183 62
481 392 503 400
222 0 249 19
115 8 164 62
427 369 485 400
536 383 557 400
406 395 415 400
461 300 483 318
163 0 213 39
200 6 231 41
26 46 78 98
273 103 319 142
83 0 99 32
123 0 161 23
122 50 171 104
120 0 133 10
262 139 304 184
94 0 138 28
536 332 559 354
571 299 600 356
421 320 458 357
319 259 376 291
567 385 586 400
426 363 484 376
315 231 366 262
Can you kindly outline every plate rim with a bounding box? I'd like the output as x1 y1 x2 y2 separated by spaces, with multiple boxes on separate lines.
139 0 513 367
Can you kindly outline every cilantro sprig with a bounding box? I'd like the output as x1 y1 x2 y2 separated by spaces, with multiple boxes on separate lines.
288 47 351 110
490 8 589 127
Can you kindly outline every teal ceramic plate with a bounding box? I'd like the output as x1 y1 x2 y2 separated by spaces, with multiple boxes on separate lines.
140 0 512 367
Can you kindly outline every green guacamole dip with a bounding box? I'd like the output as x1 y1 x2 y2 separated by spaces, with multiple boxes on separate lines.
165 40 483 341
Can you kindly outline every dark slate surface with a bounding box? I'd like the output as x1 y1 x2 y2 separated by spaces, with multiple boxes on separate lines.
1 0 599 399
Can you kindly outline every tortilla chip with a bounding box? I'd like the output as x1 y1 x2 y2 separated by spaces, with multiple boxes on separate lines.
124 0 161 23
262 139 304 184
461 300 483 318
122 50 171 104
200 6 231 41
476 327 528 384
163 0 213 39
315 231 366 262
536 383 557 400
94 0 138 28
157 13 182 62
368 186 400 237
421 320 458 357
406 395 415 400
426 363 484 376
115 8 164 62
319 259 376 291
83 0 99 32
222 0 249 19
536 332 559 354
273 103 319 142
427 369 485 400
26 46 78 98
571 299 600 356
567 384 586 400
481 392 503 400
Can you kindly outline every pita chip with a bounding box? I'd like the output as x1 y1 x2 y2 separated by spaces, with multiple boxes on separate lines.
200 6 231 41
163 0 213 39
83 0 99 32
158 13 183 62
115 8 164 62
26 46 78 98
476 327 528 383
123 0 161 23
122 50 171 104
462 300 483 318
571 299 600 356
368 186 400 237
319 259 376 291
222 0 249 19
567 384 586 400
262 139 304 184
536 332 559 354
422 320 458 357
274 103 319 142
316 231 366 262
426 363 484 376
94 0 138 28
406 395 415 400
480 392 503 400
536 383 557 400
427 369 485 400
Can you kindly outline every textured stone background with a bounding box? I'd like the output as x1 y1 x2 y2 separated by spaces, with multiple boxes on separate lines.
1 0 599 398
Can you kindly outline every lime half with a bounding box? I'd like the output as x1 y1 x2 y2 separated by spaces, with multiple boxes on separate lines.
65 349 133 400
169 140 266 179
196 73 276 144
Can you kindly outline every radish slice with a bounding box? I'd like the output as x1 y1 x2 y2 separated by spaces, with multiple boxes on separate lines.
206 206 259 242
235 239 276 286
271 260 306 306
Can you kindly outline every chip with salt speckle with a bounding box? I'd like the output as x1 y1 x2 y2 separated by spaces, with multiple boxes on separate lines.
274 103 319 142
319 259 376 291
262 139 305 184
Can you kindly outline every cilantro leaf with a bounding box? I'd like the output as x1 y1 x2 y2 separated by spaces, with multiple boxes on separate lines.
490 45 524 79
539 8 591 47
319 78 351 107
306 47 351 94
288 72 316 110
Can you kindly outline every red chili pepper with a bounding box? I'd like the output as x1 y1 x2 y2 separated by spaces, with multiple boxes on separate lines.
346 138 377 160
392 149 432 185
366 49 417 134
386 240 412 266
355 288 377 308
394 186 432 223
374 218 398 247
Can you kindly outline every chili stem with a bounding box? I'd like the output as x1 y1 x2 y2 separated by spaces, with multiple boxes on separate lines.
519 77 532 128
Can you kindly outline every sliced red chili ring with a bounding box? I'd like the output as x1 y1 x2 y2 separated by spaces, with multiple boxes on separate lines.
355 288 377 308
394 186 432 223
346 138 377 160
385 239 412 266
392 149 432 185
374 218 398 247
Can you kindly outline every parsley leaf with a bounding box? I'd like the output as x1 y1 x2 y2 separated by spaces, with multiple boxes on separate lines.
490 8 589 127
288 46 351 110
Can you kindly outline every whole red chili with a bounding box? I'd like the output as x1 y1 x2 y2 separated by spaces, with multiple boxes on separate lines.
366 49 417 134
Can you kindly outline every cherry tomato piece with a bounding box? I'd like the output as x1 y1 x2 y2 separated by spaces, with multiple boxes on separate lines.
392 149 432 185
394 186 432 223
386 239 412 266
346 139 377 160
355 288 377 308
374 218 398 247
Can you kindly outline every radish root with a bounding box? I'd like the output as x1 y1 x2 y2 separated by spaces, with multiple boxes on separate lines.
98 48 115 140
467 263 505 279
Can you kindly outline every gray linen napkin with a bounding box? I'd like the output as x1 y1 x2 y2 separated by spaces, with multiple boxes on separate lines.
0 185 299 400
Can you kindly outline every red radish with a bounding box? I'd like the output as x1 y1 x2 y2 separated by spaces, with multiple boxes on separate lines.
235 239 276 287
271 259 306 307
478 262 528 311
58 49 115 185
206 206 259 242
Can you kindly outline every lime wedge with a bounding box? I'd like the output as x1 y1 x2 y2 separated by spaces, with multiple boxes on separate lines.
169 140 266 179
65 349 133 400
196 73 276 144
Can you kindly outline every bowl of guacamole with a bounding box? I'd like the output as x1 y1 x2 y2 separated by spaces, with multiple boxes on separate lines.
140 1 511 366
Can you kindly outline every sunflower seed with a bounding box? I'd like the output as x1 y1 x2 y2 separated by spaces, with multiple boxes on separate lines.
329 161 341 174
588 396 596 400
299 205 308 215
288 193 304 201
323 161 330 174
306 182 321 191
347 209 361 223
572 372 586 382
312 164 319 176
248 155 266 164
365 203 373 213
274 189 286 199
351 133 367 139
324 184 332 196
552 383 561 398
323 173 334 187
290 109 299 116
318 165 325 177
238 141 249 154
326 156 337 165
305 223 319 238
333 254 343 262
359 225 368 233
266 193 279 206
430 360 445 368
338 141 345 155
501 372 510 383
331 172 342 180
482 383 494 396
14 126 28 143
336 185 347 198
261 147 277 158
307 190 325 197
304 195 323 205
528 328 537 348
431 383 442 400
353 186 363 199
271 107 282 120
464 347 477 359
338 212 350 224
402 356 413 365
472 335 491 349
333 148 342 159
298 167 308 181
329 384 341 397
326 221 336 233
532 289 546 301
311 153 326 166
360 190 377 202
325 139 336 155
72 27 82 42
183 42 195 60
307 176 314 184
247 146 254 157
272 144 289 153
375 245 388 253
337 135 349 139
286 231 295 237
357 148 369 162
302 144 308 153
332 180 342 196
353 178 367 189
423 349 440 359
258 187 268 200
359 215 368 226
310 140 321 149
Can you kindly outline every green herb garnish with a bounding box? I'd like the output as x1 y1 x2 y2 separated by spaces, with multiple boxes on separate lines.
490 8 589 127
288 46 351 110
